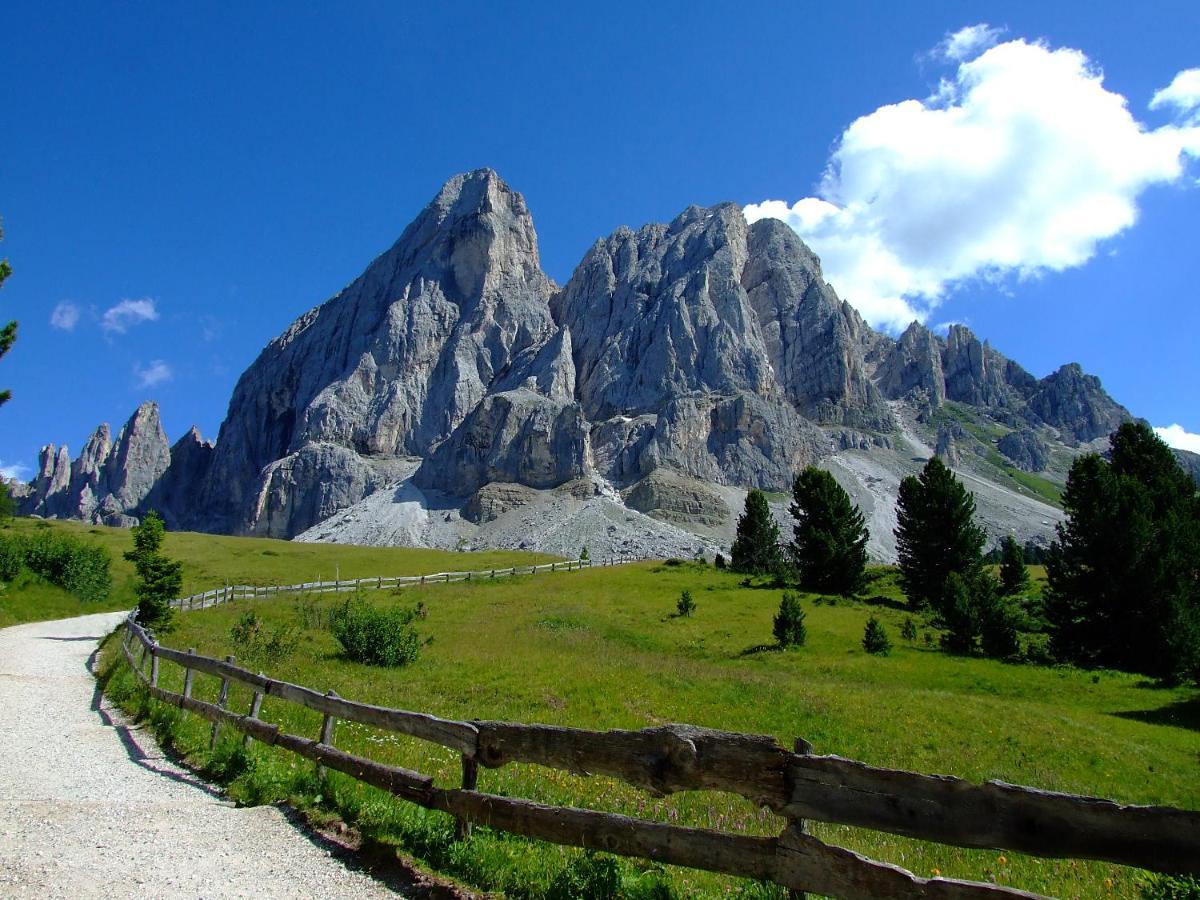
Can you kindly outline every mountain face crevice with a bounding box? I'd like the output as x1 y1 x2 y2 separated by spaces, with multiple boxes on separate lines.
14 169 1138 540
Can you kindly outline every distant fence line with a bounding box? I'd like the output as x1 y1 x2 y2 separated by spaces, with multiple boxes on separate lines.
117 614 1200 900
170 554 645 611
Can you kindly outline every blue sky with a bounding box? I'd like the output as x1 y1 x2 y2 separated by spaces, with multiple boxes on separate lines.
2 1 1199 479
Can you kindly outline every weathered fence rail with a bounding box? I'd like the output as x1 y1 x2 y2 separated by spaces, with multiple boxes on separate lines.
116 616 1200 899
170 554 642 611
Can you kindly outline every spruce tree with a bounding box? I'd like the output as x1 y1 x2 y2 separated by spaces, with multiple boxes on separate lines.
125 511 182 631
895 457 987 612
730 488 782 575
1046 423 1200 682
789 467 869 596
998 535 1030 596
773 591 807 648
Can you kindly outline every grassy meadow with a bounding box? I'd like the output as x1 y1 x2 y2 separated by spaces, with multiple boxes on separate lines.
95 550 1199 899
0 516 555 627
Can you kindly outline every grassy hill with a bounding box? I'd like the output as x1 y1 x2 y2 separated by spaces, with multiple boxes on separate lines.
92 545 1199 898
0 517 555 627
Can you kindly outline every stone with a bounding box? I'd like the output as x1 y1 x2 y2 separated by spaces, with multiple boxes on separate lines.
997 429 1049 472
623 470 730 528
1026 363 1130 442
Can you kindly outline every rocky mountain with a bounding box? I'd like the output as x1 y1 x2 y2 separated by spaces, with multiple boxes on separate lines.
17 170 1149 559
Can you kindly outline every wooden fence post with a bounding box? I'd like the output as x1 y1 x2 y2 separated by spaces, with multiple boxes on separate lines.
787 737 815 900
317 690 339 782
243 674 266 750
455 753 479 841
182 648 196 699
150 649 159 688
210 655 235 750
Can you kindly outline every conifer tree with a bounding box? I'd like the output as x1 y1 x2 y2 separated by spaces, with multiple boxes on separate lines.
125 511 182 631
730 488 782 575
1046 423 1200 682
895 457 986 612
998 535 1030 596
789 467 869 596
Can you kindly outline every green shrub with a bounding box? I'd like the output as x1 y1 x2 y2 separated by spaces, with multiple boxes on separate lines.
546 852 622 900
0 529 111 601
0 533 22 581
773 591 807 648
1140 873 1200 900
329 597 425 667
900 617 918 642
229 610 300 664
676 589 696 617
714 552 727 569
125 512 181 630
862 616 892 655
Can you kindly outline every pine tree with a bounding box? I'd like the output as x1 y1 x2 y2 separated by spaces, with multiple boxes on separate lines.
1046 423 1200 682
0 222 15 408
895 457 986 612
730 488 782 575
998 535 1030 596
862 616 892 655
125 511 182 631
773 591 807 648
789 467 869 596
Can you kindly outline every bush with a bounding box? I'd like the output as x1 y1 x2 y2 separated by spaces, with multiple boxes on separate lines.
676 589 696 617
862 617 892 655
125 513 180 630
900 617 918 641
714 552 727 569
329 597 425 667
229 610 300 665
0 529 111 601
1140 873 1200 900
773 591 807 648
0 534 22 581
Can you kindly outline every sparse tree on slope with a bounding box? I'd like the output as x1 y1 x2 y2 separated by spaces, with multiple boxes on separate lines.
731 488 782 575
895 457 986 612
998 535 1030 596
1046 422 1200 682
125 511 182 631
789 467 869 596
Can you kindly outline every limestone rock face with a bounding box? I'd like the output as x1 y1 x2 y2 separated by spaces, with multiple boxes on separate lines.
555 205 776 421
246 443 412 539
146 427 215 529
743 218 891 429
876 321 946 411
66 424 113 521
997 429 1049 472
942 325 1034 409
1175 449 1200 486
198 168 559 534
24 444 72 517
935 424 962 467
462 482 540 524
623 469 730 528
414 388 588 497
99 402 171 518
1026 363 1130 442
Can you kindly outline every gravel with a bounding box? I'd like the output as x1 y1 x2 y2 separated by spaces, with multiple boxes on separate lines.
0 612 401 899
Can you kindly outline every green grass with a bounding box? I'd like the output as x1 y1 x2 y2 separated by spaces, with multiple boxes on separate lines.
0 517 557 627
101 558 1198 899
984 452 1065 506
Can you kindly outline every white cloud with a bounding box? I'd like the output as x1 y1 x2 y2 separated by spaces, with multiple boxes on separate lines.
936 24 1006 62
49 301 80 331
0 460 31 482
1150 68 1200 123
133 359 173 389
101 298 159 334
1154 424 1200 454
744 35 1200 331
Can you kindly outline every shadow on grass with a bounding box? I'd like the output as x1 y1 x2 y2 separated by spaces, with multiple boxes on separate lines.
1111 696 1200 733
737 642 784 657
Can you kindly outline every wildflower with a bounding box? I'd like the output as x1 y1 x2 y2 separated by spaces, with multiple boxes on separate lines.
1104 879 1114 891
997 855 1007 865
931 868 941 877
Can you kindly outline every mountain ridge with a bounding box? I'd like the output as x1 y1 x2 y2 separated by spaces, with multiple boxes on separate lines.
12 169 1147 558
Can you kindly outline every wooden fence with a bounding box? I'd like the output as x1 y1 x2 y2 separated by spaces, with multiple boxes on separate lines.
116 616 1200 900
170 554 641 611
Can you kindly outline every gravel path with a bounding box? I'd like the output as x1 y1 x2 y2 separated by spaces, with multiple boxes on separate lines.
0 611 401 899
